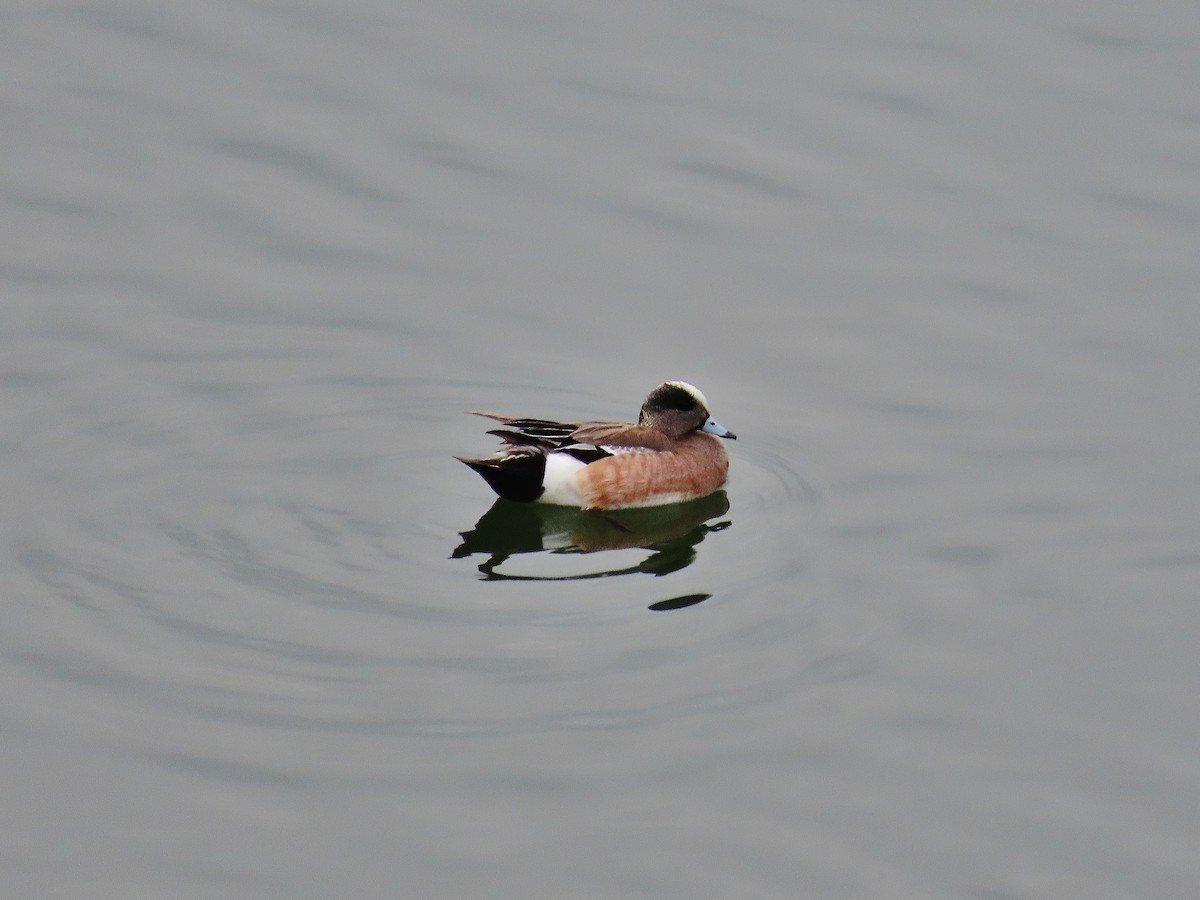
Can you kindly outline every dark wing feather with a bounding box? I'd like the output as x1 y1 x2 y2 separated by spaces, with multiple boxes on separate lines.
468 412 666 453
468 412 580 447
485 429 560 452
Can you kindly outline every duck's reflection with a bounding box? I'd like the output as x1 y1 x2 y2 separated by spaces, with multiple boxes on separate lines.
452 491 731 582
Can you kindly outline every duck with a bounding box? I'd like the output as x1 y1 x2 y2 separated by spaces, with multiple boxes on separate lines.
456 381 736 510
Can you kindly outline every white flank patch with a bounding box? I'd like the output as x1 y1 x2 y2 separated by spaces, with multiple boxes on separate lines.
536 453 589 506
608 490 696 509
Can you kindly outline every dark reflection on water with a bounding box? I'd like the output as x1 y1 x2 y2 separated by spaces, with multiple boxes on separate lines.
647 592 711 612
452 491 731 582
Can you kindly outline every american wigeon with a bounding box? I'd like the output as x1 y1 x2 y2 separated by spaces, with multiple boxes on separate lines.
457 381 736 510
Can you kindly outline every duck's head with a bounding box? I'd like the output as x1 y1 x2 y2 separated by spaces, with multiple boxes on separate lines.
639 381 737 440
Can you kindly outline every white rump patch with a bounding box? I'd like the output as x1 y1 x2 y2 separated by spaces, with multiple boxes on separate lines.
537 453 589 506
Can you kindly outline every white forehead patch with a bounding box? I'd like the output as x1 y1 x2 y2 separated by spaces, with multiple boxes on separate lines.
664 380 709 409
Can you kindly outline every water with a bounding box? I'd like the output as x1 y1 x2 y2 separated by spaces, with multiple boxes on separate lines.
3 1 1199 897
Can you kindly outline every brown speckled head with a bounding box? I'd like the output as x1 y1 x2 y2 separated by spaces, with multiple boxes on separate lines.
638 381 737 441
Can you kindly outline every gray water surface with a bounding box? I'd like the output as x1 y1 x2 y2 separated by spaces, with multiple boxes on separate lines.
3 1 1199 897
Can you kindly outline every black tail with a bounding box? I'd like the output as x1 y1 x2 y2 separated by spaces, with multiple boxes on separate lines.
456 453 547 503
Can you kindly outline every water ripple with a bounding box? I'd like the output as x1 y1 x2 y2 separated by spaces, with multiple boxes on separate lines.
8 376 833 741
